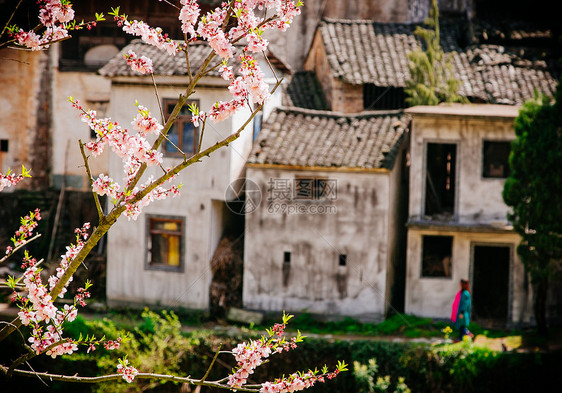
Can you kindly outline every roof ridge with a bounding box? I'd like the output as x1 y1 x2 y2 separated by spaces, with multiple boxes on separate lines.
321 17 418 26
275 106 405 119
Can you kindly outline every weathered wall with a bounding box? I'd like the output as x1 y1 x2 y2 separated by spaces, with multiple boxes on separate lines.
407 105 519 223
51 44 112 190
404 229 531 325
243 166 394 321
104 76 263 309
0 48 45 187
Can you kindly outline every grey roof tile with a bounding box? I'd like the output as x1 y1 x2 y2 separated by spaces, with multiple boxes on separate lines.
248 107 408 170
317 18 559 105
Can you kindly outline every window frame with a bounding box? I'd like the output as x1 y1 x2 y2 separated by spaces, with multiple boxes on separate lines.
422 140 459 218
420 234 453 279
145 214 185 272
162 98 199 157
482 140 512 179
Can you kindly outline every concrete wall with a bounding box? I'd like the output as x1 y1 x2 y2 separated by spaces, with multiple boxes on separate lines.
407 106 518 224
105 75 271 309
404 229 532 325
0 49 45 188
243 166 395 321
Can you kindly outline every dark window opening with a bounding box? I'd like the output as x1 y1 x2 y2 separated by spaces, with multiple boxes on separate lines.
0 139 8 152
147 216 184 271
483 141 511 178
339 254 347 266
363 85 407 110
422 235 452 278
425 143 456 217
163 99 199 157
284 251 291 264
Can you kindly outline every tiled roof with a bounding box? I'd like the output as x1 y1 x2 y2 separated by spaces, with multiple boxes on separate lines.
248 107 408 170
98 39 289 77
99 40 207 77
283 71 329 110
317 18 559 105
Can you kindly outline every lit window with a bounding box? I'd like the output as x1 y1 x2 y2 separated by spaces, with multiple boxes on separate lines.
147 216 184 271
421 235 452 278
483 141 511 178
163 99 199 157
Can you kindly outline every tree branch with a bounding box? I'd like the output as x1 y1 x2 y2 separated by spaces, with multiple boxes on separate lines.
0 365 261 391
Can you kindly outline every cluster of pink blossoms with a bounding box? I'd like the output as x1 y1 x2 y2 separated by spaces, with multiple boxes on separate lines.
228 321 300 389
116 16 180 56
260 367 343 393
12 0 74 50
115 1 301 125
124 50 154 74
0 171 25 192
227 318 343 392
179 0 201 38
48 222 91 299
16 266 81 357
117 358 139 383
3 208 41 257
72 98 180 219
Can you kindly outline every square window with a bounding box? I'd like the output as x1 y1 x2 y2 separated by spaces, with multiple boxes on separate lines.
163 99 199 157
483 141 511 178
0 139 8 152
146 216 184 271
421 235 452 278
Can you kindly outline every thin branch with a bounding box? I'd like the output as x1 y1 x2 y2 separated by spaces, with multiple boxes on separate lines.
0 0 24 42
151 74 165 125
201 344 222 383
0 366 261 391
0 234 42 264
79 140 104 221
197 119 207 154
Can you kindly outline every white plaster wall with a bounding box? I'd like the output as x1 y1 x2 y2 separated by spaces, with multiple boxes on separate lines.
408 114 516 223
243 167 393 320
106 189 215 309
404 229 532 324
105 78 259 309
52 70 111 187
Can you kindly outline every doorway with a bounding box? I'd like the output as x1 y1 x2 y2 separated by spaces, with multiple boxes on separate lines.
472 245 510 326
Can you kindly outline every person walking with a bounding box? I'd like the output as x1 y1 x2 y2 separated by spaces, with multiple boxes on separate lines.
451 279 473 341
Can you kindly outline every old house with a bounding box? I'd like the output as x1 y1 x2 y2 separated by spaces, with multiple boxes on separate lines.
403 104 533 327
243 107 409 321
99 40 288 310
241 12 559 323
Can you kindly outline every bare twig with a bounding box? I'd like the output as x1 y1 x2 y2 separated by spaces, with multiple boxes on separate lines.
79 140 104 221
